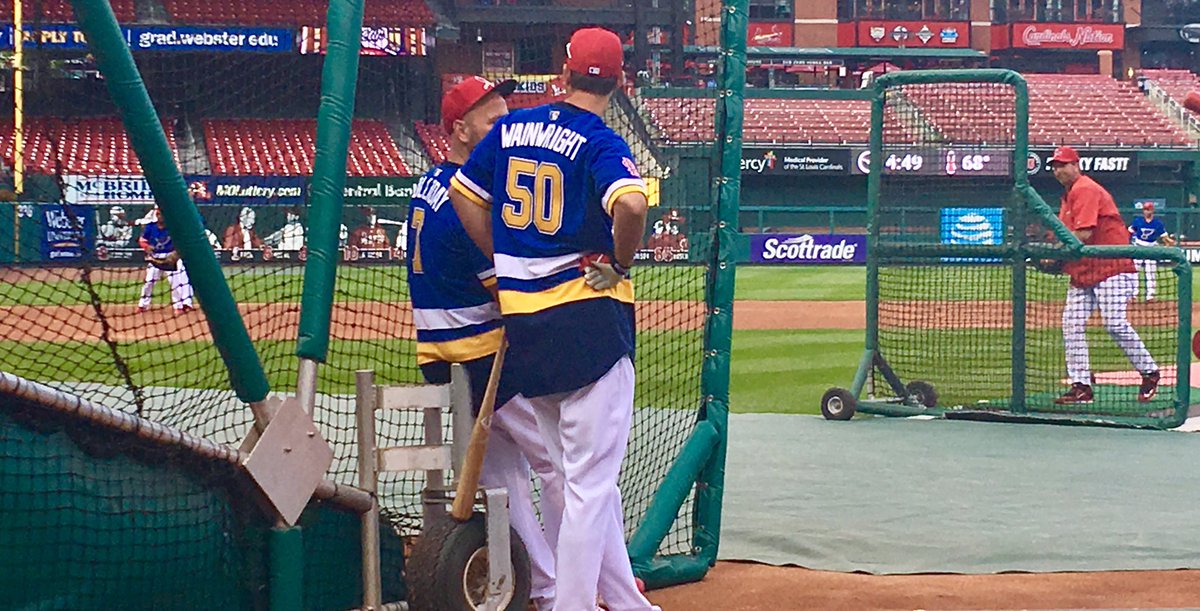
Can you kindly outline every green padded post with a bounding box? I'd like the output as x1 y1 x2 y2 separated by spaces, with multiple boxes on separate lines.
269 526 304 611
1011 74 1030 414
628 422 719 563
692 0 745 569
70 0 269 404
296 0 365 362
858 76 886 396
1174 260 1193 429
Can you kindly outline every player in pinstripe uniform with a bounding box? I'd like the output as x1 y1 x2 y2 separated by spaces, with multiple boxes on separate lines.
406 75 562 610
451 27 657 611
1050 147 1159 405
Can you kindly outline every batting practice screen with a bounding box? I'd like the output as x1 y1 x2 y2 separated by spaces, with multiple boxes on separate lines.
854 70 1192 429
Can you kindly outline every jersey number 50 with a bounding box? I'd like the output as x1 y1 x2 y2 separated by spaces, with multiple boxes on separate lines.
503 157 564 235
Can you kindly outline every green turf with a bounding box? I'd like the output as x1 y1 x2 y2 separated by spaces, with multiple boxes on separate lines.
0 265 705 306
730 329 863 415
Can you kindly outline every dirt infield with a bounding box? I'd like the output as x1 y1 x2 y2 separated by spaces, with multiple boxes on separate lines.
0 300 708 342
3 299 1189 340
647 561 1200 610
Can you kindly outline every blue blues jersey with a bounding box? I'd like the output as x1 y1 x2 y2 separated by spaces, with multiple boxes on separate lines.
451 101 647 397
140 222 174 255
1130 216 1166 244
407 161 502 366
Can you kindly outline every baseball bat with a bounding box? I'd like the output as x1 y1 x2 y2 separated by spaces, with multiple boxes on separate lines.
451 334 507 522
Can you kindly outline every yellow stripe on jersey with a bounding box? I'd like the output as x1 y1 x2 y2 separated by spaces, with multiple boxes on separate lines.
482 276 498 289
450 175 491 209
499 276 634 316
416 327 505 365
605 184 649 216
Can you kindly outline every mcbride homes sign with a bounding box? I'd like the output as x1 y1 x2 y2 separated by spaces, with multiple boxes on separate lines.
1011 23 1124 50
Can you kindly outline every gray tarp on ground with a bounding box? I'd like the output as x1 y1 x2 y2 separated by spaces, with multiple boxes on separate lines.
719 414 1200 574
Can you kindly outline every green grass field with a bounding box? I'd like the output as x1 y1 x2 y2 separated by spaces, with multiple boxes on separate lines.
2 264 1187 417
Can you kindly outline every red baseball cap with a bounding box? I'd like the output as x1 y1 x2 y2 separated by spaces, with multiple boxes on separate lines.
441 76 517 133
566 27 624 79
1049 146 1080 165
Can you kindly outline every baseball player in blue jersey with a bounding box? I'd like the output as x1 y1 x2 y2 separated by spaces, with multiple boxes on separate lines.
1129 201 1174 302
137 207 194 314
450 27 657 611
406 75 564 610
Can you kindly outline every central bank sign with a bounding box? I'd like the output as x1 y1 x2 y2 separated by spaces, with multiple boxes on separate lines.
741 148 851 176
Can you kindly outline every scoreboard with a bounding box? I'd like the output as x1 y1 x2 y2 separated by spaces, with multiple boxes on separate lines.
851 147 1013 177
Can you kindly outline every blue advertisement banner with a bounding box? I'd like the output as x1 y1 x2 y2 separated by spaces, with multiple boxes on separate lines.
747 233 866 265
41 204 95 262
0 25 293 53
940 207 1004 263
186 176 306 206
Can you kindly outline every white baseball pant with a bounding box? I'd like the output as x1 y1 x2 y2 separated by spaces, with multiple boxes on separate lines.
1133 238 1157 301
1062 272 1157 385
527 356 657 611
479 394 561 605
137 260 194 310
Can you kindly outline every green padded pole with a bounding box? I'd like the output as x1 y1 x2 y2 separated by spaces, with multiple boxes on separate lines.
1173 261 1193 429
70 0 269 404
628 422 719 562
1011 74 1030 414
296 0 364 362
691 0 745 569
269 526 304 611
864 81 885 358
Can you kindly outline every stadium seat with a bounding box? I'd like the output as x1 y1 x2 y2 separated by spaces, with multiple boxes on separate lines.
0 0 136 23
414 121 451 165
203 118 410 176
0 117 178 175
641 74 1192 149
159 0 433 27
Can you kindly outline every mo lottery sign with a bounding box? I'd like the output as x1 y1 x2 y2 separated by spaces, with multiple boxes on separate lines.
748 233 866 265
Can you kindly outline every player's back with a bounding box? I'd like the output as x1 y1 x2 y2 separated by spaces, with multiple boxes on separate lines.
452 101 647 396
406 162 501 366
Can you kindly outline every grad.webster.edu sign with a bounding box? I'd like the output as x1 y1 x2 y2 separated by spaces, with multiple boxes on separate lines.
748 234 866 265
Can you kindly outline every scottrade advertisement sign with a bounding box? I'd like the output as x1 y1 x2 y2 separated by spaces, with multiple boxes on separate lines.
748 234 866 265
856 20 970 48
741 149 851 176
1010 23 1124 50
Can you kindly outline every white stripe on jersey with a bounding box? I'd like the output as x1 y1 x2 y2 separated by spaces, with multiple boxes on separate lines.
478 268 497 282
602 177 647 213
494 252 582 281
413 302 501 331
454 170 493 203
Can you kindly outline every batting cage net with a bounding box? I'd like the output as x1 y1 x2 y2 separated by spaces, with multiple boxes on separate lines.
1 0 739 605
846 70 1192 430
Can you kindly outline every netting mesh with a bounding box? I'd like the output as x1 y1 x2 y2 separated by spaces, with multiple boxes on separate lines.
1 1 721 603
872 77 1187 425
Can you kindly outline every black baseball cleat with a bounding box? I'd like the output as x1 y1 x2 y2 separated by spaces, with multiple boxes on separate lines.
1138 370 1161 403
1055 383 1094 405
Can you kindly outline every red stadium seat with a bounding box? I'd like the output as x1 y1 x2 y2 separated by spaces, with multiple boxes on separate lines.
0 117 178 175
159 0 433 27
202 118 410 176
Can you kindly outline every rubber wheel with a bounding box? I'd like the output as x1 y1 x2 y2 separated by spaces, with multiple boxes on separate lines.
406 512 532 611
821 388 856 421
906 380 938 408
